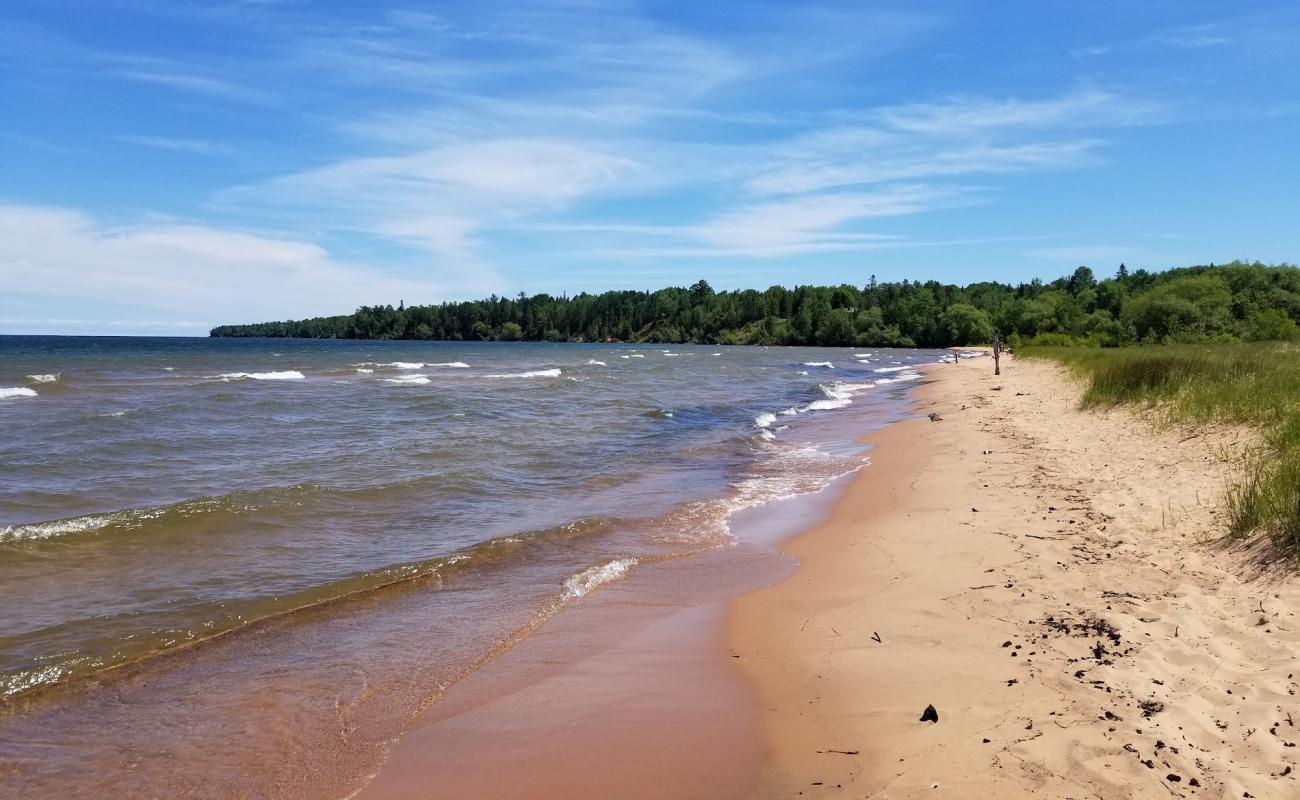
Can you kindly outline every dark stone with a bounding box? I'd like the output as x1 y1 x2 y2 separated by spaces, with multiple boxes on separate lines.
919 704 939 723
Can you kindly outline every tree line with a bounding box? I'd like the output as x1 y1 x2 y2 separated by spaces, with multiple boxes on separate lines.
210 261 1300 347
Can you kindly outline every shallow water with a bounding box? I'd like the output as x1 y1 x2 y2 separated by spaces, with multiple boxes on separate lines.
0 336 943 797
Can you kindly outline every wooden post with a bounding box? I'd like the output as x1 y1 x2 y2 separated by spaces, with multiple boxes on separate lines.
992 332 1002 376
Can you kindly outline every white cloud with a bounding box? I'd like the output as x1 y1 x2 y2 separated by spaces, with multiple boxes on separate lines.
217 138 642 262
0 204 455 332
739 90 1159 196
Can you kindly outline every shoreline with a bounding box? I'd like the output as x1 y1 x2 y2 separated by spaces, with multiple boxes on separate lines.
730 355 1300 797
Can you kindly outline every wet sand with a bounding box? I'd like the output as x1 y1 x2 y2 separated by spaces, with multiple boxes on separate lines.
731 355 1300 798
353 544 790 800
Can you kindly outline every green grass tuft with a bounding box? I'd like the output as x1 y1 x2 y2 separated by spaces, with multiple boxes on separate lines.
1020 342 1300 558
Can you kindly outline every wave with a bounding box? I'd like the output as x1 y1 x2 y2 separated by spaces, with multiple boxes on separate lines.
562 558 637 599
218 371 304 381
872 365 911 373
803 383 856 411
26 373 59 383
1 387 38 399
0 486 324 544
0 516 617 700
630 354 645 358
802 361 834 368
381 375 431 385
754 381 878 429
355 368 374 374
585 359 607 366
483 369 562 379
874 372 922 385
353 361 470 370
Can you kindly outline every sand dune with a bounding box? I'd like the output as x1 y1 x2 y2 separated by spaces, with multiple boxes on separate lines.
731 354 1300 799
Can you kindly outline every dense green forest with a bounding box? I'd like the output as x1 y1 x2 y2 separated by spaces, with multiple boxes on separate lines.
210 261 1300 348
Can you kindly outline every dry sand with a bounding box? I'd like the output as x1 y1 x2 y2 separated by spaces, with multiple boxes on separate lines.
731 354 1300 799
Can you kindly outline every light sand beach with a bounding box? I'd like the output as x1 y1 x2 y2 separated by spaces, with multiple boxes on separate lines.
731 354 1300 798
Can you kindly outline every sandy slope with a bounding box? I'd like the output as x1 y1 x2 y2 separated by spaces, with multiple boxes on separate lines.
730 354 1300 799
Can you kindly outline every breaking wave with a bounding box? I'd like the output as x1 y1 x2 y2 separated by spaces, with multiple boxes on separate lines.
562 558 638 599
218 371 304 381
381 375 431 385
483 369 562 379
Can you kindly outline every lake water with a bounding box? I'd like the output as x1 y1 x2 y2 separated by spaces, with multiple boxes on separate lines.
0 336 945 798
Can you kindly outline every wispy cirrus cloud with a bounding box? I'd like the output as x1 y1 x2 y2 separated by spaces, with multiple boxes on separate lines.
116 135 233 157
216 137 641 262
529 184 978 258
1027 245 1135 263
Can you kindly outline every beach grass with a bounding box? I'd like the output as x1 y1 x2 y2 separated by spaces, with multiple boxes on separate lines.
1019 343 1300 556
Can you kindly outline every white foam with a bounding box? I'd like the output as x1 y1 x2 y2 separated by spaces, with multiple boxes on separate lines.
381 375 431 385
483 368 562 379
630 354 645 358
804 398 852 411
218 370 305 381
802 361 834 368
352 361 469 369
26 373 58 383
586 359 607 366
796 370 809 376
873 365 911 373
619 355 630 359
800 381 873 414
1 664 67 698
1 387 38 399
2 513 112 542
874 372 922 385
355 368 374 374
563 558 637 599
657 442 868 547
754 412 778 429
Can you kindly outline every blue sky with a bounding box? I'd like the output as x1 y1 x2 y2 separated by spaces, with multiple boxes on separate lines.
2 0 1298 335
